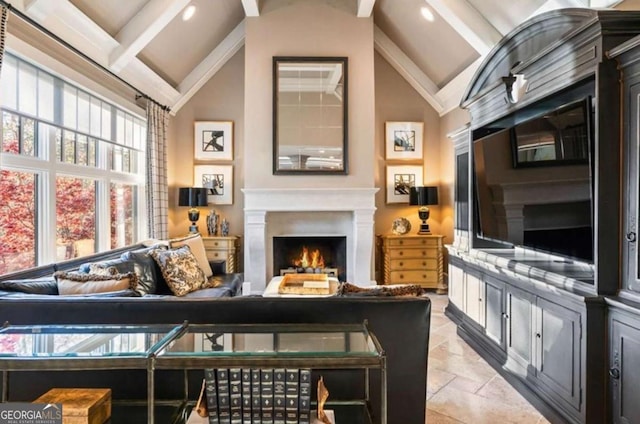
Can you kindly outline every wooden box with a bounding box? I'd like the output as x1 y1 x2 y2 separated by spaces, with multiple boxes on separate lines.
34 388 111 424
278 273 337 295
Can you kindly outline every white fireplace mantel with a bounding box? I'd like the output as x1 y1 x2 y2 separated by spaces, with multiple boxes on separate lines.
242 188 379 292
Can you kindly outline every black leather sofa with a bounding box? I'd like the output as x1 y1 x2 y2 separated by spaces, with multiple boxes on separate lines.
0 245 432 424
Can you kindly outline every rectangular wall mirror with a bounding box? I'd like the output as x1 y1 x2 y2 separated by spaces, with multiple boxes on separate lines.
273 56 348 174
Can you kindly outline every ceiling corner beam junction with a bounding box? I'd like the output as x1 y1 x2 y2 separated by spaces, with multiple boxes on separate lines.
357 0 376 18
241 0 260 17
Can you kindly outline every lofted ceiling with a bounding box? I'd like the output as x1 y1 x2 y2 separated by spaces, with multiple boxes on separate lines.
3 0 637 115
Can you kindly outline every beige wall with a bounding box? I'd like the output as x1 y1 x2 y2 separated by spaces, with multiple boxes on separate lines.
373 52 442 237
167 48 246 238
244 0 375 189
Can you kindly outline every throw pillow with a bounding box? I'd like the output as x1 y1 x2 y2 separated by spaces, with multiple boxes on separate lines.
120 245 170 295
88 264 119 276
77 257 134 275
169 234 213 278
150 245 207 296
54 271 139 296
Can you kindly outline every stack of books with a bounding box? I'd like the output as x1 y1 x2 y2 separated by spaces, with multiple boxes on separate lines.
204 368 312 424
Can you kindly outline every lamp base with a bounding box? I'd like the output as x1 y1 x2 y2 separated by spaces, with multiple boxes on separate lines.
417 221 431 235
188 223 199 234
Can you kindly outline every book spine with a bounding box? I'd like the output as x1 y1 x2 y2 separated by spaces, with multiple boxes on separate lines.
217 368 231 424
298 369 311 424
204 368 219 424
229 368 242 424
284 369 299 424
251 369 262 424
261 368 274 424
273 369 286 424
241 369 252 424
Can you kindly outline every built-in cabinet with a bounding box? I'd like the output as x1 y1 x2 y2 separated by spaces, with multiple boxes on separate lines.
608 35 640 424
445 9 640 424
448 257 582 421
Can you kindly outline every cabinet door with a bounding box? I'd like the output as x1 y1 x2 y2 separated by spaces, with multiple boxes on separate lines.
505 286 535 374
465 271 483 326
448 264 465 310
484 276 505 349
535 297 581 410
611 314 640 424
623 81 640 292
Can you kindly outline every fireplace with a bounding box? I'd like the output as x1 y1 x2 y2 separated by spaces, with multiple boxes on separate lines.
273 236 347 281
243 187 378 291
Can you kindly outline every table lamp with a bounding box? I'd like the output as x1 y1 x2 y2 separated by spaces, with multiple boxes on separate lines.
409 186 438 235
178 187 208 233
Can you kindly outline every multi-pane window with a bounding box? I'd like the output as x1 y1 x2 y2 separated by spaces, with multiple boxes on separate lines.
0 53 147 273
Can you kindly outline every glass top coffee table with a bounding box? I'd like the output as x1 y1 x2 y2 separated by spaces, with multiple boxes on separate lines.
0 321 386 424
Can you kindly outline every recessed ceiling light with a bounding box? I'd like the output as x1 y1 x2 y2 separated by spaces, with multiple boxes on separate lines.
182 5 196 21
421 6 435 22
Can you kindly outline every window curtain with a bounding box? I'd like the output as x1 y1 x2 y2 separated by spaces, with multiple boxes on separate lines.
0 5 7 163
145 101 169 239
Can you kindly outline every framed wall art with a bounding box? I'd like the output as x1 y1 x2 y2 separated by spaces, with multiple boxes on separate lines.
194 121 233 161
386 165 423 204
385 121 424 160
194 165 233 205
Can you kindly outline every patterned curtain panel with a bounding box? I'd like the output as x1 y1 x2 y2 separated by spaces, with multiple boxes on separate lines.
0 6 7 74
146 101 169 239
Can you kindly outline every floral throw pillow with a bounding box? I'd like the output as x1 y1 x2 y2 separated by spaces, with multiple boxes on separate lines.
150 245 207 296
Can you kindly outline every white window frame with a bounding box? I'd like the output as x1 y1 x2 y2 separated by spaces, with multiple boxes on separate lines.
1 51 148 268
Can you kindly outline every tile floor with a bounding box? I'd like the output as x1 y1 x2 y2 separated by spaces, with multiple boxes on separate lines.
425 294 551 424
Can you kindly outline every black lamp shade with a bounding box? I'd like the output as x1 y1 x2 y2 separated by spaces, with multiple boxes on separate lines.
409 186 438 206
178 187 208 207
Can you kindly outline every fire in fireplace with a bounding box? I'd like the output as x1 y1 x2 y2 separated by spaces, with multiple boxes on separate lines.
273 236 347 281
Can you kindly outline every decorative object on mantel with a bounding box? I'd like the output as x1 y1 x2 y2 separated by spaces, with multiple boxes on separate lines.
206 210 219 236
178 187 208 234
385 121 424 160
194 165 233 205
385 165 424 204
194 121 233 161
409 186 439 235
221 218 230 236
391 217 411 235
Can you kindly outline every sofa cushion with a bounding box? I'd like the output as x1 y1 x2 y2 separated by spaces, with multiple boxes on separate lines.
150 245 207 296
121 245 170 295
55 271 139 296
0 277 59 295
169 234 213 277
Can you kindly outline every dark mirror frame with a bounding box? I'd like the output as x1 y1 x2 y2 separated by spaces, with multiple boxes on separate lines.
273 56 348 175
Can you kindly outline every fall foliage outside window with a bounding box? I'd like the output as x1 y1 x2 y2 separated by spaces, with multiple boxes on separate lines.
0 53 146 276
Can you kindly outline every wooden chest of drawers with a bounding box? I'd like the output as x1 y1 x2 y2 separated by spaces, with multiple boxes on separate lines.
380 234 446 293
202 236 241 273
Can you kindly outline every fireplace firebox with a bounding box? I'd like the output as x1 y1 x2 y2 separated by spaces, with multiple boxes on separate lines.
273 236 347 281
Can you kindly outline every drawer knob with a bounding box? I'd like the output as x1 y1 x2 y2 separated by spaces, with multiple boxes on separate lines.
399 274 404 279
399 262 403 266
422 262 426 266
399 240 403 245
399 252 403 256
536 333 541 338
214 253 219 257
214 242 219 246
423 275 427 279
422 251 426 256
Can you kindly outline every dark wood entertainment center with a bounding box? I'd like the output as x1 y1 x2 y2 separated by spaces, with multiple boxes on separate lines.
446 9 640 424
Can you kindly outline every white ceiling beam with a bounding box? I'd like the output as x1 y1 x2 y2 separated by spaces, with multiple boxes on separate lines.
241 0 260 17
23 0 64 20
109 0 190 73
530 0 588 18
425 0 502 56
436 57 483 116
172 20 246 114
357 0 376 17
374 25 443 114
16 0 180 107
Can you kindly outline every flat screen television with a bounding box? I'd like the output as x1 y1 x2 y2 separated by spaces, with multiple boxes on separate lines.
472 95 594 263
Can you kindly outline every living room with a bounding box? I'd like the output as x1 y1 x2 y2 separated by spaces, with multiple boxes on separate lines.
4 1 640 424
